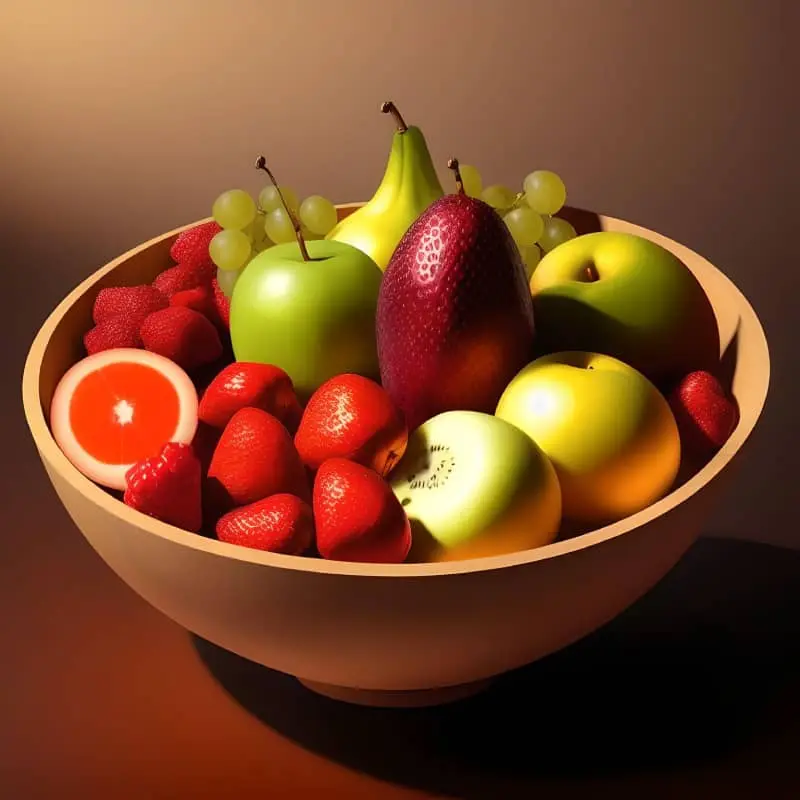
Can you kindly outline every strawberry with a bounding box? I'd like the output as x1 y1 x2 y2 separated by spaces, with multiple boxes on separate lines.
207 407 310 510
199 362 303 432
669 370 739 455
92 284 167 325
216 493 314 555
84 314 142 354
152 264 206 299
313 457 411 563
139 306 223 372
211 276 230 329
123 442 202 532
177 250 216 286
169 220 222 264
170 284 220 324
295 374 407 476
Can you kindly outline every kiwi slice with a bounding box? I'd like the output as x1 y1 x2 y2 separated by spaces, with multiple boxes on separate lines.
390 410 562 562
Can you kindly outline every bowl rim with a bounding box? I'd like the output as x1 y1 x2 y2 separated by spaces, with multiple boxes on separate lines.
22 206 771 579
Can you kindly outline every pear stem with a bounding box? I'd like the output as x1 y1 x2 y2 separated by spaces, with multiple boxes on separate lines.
380 101 408 133
254 155 310 262
447 158 465 195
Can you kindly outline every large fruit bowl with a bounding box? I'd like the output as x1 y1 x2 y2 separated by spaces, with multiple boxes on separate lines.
22 204 770 707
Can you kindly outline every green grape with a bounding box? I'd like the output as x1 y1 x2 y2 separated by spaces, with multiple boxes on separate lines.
522 245 542 279
481 184 516 210
538 216 577 253
299 195 338 235
247 211 272 251
459 164 483 198
523 170 567 215
209 229 252 271
216 266 241 298
503 207 545 248
258 184 299 214
212 189 257 230
264 207 297 244
301 225 323 241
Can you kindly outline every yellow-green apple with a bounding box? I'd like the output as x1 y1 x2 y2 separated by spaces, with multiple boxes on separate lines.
389 410 561 562
495 351 681 525
529 232 720 385
229 239 383 400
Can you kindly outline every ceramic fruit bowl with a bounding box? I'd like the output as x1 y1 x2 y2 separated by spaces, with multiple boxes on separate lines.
22 205 770 708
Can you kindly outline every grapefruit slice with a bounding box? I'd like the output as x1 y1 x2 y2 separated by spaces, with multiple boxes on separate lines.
50 347 199 491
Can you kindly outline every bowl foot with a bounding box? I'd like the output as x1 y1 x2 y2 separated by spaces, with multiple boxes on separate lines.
297 677 493 708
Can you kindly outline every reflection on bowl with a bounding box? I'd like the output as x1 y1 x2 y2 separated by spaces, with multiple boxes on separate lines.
22 205 769 707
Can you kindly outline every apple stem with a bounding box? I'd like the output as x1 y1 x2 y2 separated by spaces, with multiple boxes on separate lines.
380 101 408 133
447 158 465 195
585 263 599 281
254 155 310 262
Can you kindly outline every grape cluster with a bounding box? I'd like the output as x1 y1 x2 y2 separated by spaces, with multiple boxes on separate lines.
457 165 577 279
208 186 339 297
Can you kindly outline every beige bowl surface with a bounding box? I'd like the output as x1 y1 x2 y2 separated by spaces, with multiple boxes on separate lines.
22 205 769 707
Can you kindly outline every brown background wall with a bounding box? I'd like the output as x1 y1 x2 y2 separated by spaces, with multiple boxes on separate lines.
1 0 794 546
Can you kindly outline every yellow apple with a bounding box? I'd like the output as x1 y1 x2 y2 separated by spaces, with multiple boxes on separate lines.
495 351 681 525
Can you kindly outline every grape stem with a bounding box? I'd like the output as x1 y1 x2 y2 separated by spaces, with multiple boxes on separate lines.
380 101 408 133
447 158 465 195
254 155 310 261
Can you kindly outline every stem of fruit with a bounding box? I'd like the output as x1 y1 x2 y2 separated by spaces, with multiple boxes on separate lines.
584 263 599 281
254 155 310 262
447 158 465 195
380 101 408 133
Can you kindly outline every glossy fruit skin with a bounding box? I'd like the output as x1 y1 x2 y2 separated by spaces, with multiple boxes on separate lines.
229 239 383 401
390 410 561 563
529 231 720 386
207 407 310 511
668 370 738 455
377 193 535 432
215 493 314 556
313 458 412 564
495 351 681 525
294 373 407 475
326 125 444 271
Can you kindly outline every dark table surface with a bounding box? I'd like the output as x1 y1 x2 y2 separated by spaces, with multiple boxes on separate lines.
1 506 798 800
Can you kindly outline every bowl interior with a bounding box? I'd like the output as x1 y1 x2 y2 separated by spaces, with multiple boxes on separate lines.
22 205 770 576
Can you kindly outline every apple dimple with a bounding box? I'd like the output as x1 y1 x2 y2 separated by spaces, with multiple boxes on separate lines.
576 262 600 283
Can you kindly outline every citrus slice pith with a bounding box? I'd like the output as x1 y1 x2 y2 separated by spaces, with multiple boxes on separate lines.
49 347 199 491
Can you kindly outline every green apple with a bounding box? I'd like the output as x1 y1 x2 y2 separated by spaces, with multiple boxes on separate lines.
495 351 681 525
230 239 383 399
529 231 720 385
390 410 562 562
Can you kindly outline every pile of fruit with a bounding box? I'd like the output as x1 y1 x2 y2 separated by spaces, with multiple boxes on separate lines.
49 101 740 565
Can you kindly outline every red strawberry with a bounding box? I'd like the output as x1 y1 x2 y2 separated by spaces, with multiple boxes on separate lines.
140 306 223 372
295 374 407 476
170 220 222 264
211 276 230 329
84 315 142 354
92 284 167 325
177 250 216 285
199 362 303 432
170 284 220 324
123 442 202 532
313 458 411 563
152 264 206 299
669 370 739 455
207 407 310 510
216 493 314 555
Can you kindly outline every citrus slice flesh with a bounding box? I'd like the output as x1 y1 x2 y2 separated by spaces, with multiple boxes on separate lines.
50 348 199 491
